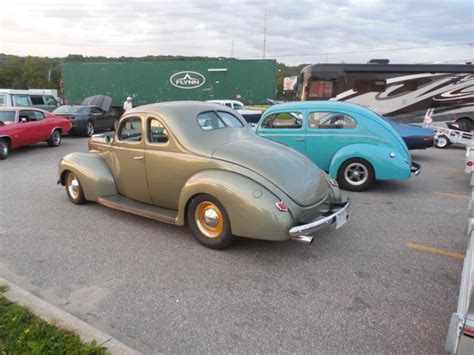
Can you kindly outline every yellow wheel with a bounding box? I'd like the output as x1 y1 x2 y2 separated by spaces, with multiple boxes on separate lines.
187 195 233 249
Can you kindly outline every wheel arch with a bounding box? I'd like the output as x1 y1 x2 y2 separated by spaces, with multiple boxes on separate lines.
328 143 411 181
0 135 12 148
58 152 117 201
177 170 294 241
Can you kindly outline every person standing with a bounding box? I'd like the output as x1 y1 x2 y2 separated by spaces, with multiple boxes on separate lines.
123 96 133 113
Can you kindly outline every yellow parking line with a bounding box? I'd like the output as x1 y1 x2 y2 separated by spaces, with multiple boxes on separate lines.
406 242 465 260
432 191 470 200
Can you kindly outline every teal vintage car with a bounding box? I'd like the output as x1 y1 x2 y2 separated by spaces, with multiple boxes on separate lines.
255 101 420 191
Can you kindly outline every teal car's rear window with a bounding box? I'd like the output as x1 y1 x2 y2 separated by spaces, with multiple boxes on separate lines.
197 111 243 131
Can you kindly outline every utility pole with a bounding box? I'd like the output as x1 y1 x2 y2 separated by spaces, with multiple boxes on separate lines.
230 40 234 58
263 8 267 59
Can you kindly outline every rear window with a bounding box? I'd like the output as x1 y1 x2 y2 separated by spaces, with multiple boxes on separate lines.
0 111 16 123
197 111 243 131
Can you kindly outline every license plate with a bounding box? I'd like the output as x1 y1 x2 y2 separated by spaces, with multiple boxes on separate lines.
335 209 348 229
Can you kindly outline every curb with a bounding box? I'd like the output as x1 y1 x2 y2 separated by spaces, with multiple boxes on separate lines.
0 276 141 355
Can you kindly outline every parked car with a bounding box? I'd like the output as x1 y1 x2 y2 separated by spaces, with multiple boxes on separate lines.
255 101 420 191
57 101 350 249
0 107 71 160
0 89 59 112
53 95 118 137
206 99 262 123
384 118 435 150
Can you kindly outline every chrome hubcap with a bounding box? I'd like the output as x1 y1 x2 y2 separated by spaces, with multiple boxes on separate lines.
53 131 61 144
437 137 447 147
195 201 224 238
87 123 94 135
345 163 369 185
67 174 80 200
0 144 7 156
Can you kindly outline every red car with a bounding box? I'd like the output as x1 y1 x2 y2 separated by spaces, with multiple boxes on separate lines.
0 107 71 160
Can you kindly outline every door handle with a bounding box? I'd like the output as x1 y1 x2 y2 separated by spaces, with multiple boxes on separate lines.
133 156 144 160
295 138 305 141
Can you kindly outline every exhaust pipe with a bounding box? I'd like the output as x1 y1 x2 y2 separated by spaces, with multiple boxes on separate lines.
292 235 314 245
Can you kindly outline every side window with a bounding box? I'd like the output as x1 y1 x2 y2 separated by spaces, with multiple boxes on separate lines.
0 95 6 106
30 96 45 105
308 80 334 99
117 117 142 142
148 118 169 144
233 103 244 110
224 103 232 108
197 111 226 131
33 111 45 120
90 107 102 114
309 112 357 129
44 96 57 105
12 95 30 106
19 110 37 122
262 112 303 129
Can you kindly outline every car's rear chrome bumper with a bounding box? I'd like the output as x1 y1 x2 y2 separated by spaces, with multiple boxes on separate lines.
411 162 421 176
289 198 351 241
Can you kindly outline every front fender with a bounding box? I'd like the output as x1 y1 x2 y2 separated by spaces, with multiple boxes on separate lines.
328 143 411 180
177 170 294 241
58 152 117 201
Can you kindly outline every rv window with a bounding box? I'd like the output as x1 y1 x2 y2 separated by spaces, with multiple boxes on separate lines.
0 95 6 106
354 80 386 92
308 80 333 99
263 112 303 129
308 112 357 129
30 96 45 105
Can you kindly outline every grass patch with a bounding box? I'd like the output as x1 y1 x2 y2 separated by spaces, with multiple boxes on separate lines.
0 286 107 354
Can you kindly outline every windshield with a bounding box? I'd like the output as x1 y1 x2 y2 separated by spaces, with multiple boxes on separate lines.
197 111 244 131
53 105 86 114
0 111 16 124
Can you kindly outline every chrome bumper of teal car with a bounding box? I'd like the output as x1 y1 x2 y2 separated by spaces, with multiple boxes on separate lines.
411 162 421 176
289 198 351 241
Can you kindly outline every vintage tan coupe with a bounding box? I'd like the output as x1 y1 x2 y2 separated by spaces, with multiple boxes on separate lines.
58 101 350 249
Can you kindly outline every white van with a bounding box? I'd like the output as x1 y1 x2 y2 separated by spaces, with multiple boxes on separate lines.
0 89 59 112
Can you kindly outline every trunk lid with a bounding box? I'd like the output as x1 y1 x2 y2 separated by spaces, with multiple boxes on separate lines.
212 138 329 207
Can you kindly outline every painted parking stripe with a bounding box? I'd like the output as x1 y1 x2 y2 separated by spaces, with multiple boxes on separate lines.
432 191 470 200
406 242 465 260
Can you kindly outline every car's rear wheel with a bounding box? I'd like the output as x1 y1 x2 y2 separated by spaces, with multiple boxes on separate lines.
83 121 94 137
337 158 375 191
47 129 62 147
65 171 86 204
0 139 9 160
187 194 233 250
435 134 450 149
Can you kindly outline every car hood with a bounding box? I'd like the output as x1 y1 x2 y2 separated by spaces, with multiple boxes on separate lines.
81 95 111 112
212 138 329 207
387 120 434 138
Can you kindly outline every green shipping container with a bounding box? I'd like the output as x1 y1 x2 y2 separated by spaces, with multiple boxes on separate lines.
62 59 276 106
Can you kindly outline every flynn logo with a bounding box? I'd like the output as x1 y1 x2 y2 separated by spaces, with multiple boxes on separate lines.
170 71 206 89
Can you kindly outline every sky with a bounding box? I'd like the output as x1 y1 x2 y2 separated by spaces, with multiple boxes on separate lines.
0 0 473 65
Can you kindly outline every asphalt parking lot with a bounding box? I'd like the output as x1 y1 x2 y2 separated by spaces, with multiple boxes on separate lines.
0 137 470 353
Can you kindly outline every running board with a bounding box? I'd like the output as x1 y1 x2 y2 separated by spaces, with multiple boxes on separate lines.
96 195 177 224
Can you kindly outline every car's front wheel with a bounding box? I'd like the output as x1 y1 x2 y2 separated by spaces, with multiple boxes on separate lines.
337 158 375 191
47 129 62 147
65 171 86 204
187 194 233 249
0 139 9 160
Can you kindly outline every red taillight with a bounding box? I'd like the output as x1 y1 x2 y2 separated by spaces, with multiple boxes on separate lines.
330 178 339 187
467 161 473 167
276 201 288 212
423 137 431 142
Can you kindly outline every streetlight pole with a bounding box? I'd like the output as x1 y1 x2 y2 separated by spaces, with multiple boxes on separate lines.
263 8 267 59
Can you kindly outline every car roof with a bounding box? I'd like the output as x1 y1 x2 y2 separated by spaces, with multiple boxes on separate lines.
264 101 375 115
0 107 47 112
128 101 253 157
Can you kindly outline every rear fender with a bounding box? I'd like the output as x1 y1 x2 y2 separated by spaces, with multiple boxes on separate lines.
329 143 411 180
58 152 117 201
177 170 294 241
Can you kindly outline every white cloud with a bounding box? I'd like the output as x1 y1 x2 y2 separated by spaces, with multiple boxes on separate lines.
0 0 472 64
